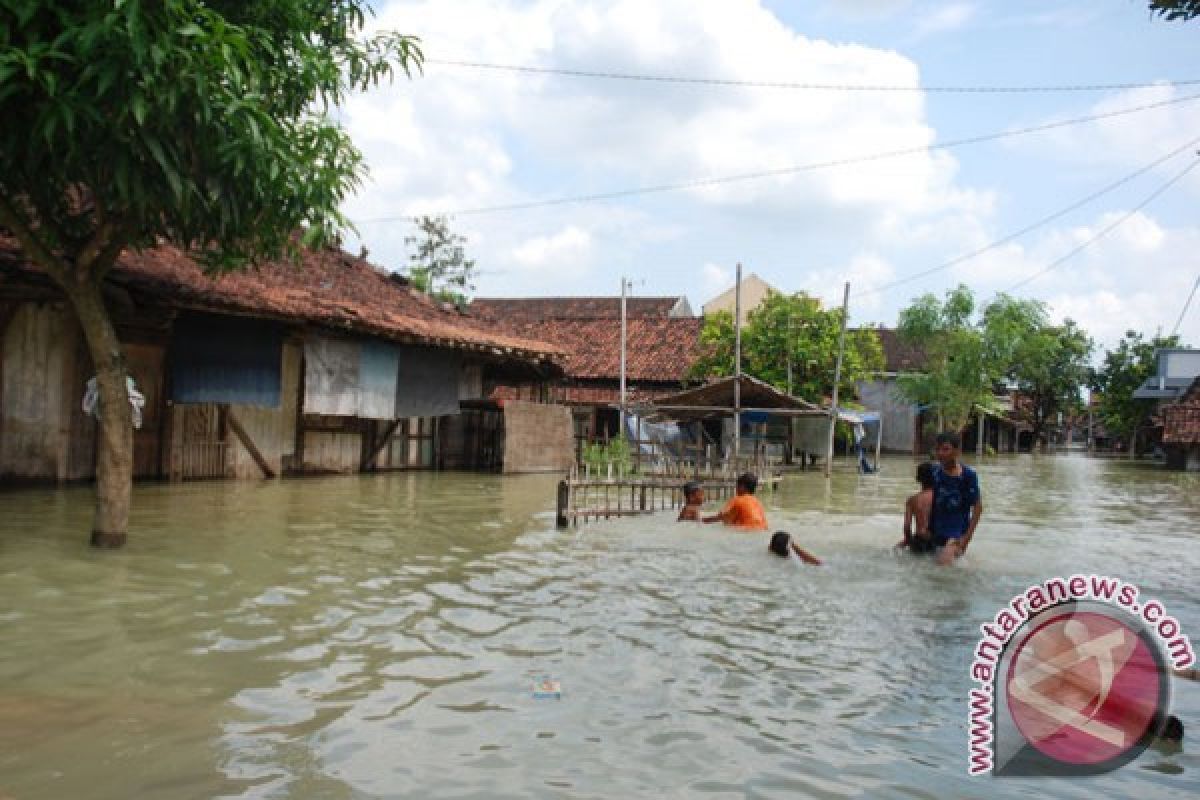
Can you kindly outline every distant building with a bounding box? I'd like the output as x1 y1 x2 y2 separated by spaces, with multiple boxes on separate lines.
854 328 1020 455
1160 377 1200 471
470 296 704 457
701 273 776 325
1133 348 1200 403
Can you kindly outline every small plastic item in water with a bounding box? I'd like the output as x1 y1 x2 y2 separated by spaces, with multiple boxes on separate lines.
532 676 561 699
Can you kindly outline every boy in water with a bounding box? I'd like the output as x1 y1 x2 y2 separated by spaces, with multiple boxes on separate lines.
677 481 705 522
768 532 823 565
930 431 983 566
899 462 937 553
704 472 769 531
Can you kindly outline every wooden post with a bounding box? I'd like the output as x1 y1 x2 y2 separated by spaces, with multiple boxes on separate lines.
224 406 276 479
976 409 985 456
362 418 402 472
874 413 883 469
734 263 742 462
556 479 569 529
825 282 850 478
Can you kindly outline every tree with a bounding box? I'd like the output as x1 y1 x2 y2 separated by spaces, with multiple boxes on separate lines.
895 285 995 431
1091 330 1182 452
405 215 477 306
983 297 1093 446
0 2 421 546
1148 1 1200 20
689 290 883 402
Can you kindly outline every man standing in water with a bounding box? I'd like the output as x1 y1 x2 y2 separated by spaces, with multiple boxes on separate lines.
930 431 983 565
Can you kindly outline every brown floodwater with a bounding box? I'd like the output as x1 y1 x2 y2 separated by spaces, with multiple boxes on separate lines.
0 455 1197 799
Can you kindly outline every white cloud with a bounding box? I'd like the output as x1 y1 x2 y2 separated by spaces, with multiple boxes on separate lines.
701 262 732 295
338 0 986 294
794 252 897 315
511 225 593 271
912 3 975 40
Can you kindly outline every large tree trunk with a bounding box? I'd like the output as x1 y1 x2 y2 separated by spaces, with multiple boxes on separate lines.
62 274 133 547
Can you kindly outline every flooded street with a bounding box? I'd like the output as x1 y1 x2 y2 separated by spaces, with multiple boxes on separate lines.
1 455 1197 799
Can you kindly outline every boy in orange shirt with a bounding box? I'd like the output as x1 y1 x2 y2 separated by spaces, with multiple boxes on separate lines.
704 472 769 531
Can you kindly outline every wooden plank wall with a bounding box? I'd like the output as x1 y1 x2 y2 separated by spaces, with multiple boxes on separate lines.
0 303 74 481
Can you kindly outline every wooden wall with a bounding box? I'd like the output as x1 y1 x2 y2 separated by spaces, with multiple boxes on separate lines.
502 401 574 474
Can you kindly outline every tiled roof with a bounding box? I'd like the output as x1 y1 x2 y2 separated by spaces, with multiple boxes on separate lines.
0 236 561 363
868 328 928 373
1162 376 1200 444
471 296 686 322
486 316 705 383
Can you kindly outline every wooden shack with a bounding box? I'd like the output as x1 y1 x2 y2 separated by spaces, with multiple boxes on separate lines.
0 236 570 484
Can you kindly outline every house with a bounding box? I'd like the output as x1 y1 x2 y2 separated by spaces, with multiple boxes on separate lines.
854 328 1019 455
0 236 574 483
1160 377 1200 471
701 273 777 325
469 296 705 456
1133 348 1200 403
853 328 930 455
1134 347 1200 462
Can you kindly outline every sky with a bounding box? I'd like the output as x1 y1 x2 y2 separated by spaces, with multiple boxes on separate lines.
339 1 1200 354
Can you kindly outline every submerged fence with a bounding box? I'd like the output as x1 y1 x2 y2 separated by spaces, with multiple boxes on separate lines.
555 462 783 529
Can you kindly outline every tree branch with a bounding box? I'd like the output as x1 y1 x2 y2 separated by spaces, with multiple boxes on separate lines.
76 215 131 280
0 192 71 281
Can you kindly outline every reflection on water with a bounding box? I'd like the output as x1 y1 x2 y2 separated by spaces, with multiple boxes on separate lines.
0 458 1197 799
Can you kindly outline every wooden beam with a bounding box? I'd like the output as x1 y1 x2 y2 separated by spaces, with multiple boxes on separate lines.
362 418 402 471
223 405 276 478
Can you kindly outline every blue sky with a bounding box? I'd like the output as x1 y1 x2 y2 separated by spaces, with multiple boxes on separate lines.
341 1 1200 352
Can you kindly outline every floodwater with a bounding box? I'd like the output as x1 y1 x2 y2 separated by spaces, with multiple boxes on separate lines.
0 455 1197 799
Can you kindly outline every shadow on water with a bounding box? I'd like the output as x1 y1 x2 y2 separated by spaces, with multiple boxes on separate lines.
0 456 1197 798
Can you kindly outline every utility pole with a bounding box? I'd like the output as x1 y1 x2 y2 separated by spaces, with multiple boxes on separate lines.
619 276 628 443
733 263 743 464
825 282 850 478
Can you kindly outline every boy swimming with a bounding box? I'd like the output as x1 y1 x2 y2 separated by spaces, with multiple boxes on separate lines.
768 532 823 565
704 472 769 531
899 461 937 553
677 481 704 522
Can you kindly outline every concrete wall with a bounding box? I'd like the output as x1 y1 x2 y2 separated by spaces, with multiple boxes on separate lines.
856 378 917 454
502 401 574 473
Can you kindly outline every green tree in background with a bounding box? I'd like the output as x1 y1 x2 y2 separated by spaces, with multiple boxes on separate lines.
1091 330 1182 452
984 297 1093 446
1148 1 1200 20
895 285 994 431
405 215 477 307
0 1 421 546
689 291 883 402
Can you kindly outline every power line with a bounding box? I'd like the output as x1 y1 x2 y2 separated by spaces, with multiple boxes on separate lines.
853 136 1200 298
353 92 1200 222
1172 273 1200 336
1001 154 1200 294
427 58 1200 94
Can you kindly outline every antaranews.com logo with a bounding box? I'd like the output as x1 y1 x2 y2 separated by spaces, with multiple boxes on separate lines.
968 574 1194 777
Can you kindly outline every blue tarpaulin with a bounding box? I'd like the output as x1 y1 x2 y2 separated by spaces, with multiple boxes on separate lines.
170 313 283 407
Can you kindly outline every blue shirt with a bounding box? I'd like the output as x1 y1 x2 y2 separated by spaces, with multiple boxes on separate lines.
931 464 980 540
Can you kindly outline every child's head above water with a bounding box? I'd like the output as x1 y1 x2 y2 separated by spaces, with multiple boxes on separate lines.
736 472 759 495
683 481 704 505
768 531 791 558
916 461 936 490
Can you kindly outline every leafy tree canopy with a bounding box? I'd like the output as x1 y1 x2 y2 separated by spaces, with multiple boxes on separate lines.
1091 330 1182 444
689 290 883 403
1148 1 1200 20
405 215 477 307
0 0 422 270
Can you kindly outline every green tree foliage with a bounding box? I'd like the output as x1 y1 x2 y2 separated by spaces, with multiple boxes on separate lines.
405 215 477 306
1149 1 1200 20
895 285 993 431
689 291 883 403
983 297 1093 444
0 1 421 544
1091 330 1182 449
894 287 1095 438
